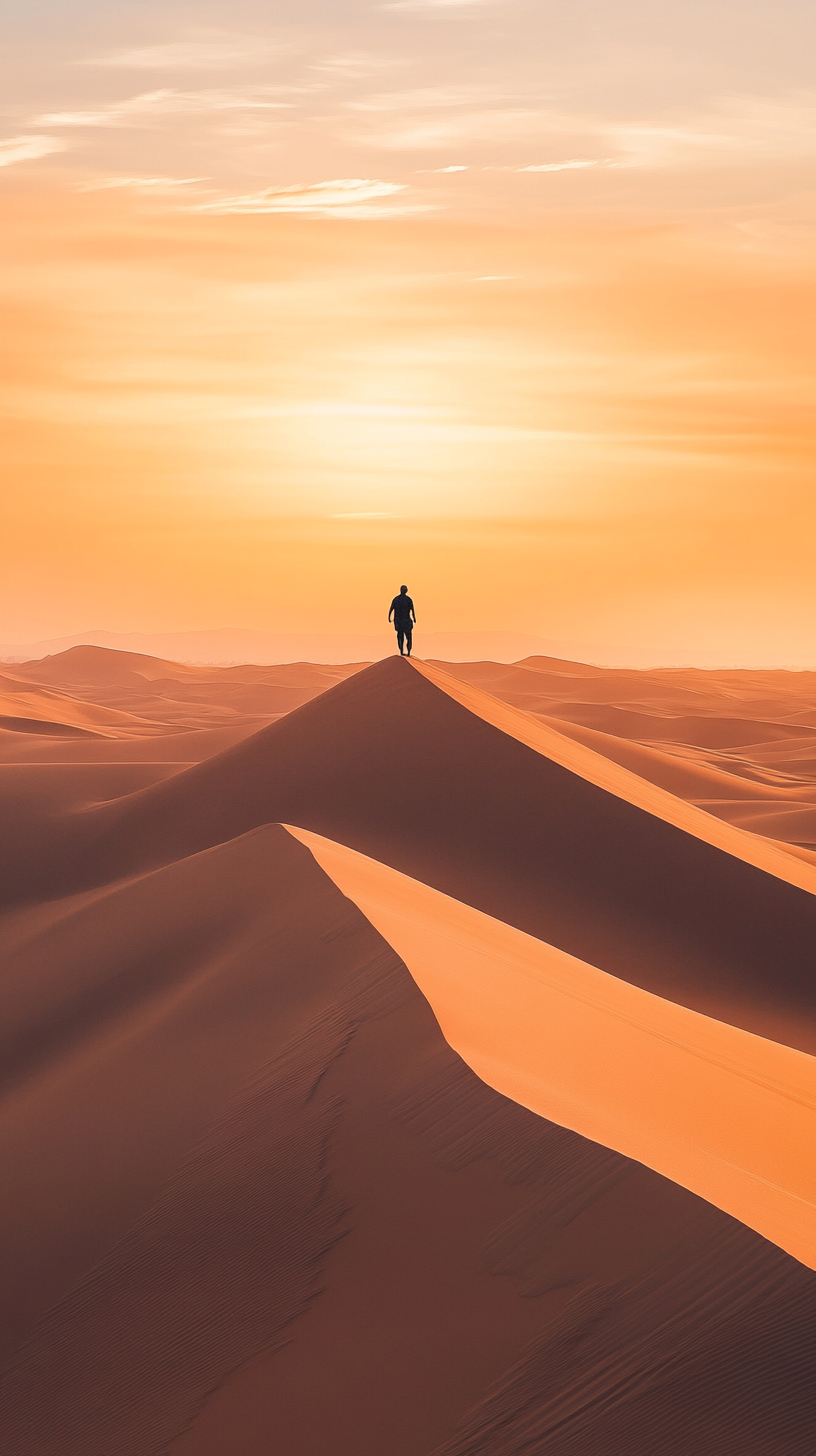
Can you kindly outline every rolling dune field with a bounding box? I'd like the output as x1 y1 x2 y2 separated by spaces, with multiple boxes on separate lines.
0 645 814 1455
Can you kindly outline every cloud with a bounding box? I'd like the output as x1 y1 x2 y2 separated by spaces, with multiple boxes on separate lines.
311 53 399 80
194 177 417 218
518 159 602 172
346 93 570 151
350 85 499 112
36 89 292 128
0 135 67 167
610 95 816 169
347 88 816 168
84 38 284 70
80 175 209 192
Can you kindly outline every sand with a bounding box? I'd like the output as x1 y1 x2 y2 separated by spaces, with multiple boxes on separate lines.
5 651 814 1050
287 824 816 1267
1 644 814 1454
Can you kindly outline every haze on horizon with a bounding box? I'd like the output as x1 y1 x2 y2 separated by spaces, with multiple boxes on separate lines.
1 0 814 665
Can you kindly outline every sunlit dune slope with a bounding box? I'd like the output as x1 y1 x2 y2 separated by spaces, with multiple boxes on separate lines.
410 659 815 889
443 657 816 742
0 671 167 738
1 824 813 1456
288 825 816 1268
438 657 816 853
5 655 815 1051
530 715 816 804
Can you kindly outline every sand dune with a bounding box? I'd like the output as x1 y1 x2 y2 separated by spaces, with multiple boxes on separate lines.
0 676 166 737
5 654 814 1051
439 657 816 814
288 825 816 1267
1 646 814 1453
9 645 366 728
532 715 816 802
1 825 813 1455
0 722 257 764
0 714 102 739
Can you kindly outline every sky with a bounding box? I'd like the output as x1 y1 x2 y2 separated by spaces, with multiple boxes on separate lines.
2 0 814 661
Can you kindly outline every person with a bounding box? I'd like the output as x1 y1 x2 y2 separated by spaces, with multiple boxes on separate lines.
388 584 416 656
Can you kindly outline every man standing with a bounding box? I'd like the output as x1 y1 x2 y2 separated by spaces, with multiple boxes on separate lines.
388 584 416 656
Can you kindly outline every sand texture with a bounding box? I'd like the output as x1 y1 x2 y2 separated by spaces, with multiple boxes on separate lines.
1 645 814 1453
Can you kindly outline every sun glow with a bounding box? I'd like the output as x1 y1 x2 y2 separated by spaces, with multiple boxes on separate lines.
1 0 814 659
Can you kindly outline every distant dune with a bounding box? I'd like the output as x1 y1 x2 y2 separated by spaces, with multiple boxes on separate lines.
1 645 814 1454
2 627 577 667
5 625 814 668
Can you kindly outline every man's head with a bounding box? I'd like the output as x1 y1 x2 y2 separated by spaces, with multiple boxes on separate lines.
400 584 408 594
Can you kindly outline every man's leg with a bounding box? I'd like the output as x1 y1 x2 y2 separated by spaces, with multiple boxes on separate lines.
397 625 405 654
405 624 413 656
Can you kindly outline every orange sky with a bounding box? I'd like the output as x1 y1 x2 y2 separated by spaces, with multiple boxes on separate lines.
1 0 814 662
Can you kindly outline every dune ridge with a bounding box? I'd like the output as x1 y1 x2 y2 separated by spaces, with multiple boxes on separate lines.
411 659 816 893
287 824 816 1268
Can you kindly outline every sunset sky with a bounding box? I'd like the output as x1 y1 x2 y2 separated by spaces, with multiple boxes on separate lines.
2 0 814 661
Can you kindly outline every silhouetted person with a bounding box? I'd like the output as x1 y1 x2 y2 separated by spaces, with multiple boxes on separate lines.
388 585 416 656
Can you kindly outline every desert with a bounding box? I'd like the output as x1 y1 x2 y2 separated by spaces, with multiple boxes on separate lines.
0 644 814 1455
5 0 814 1444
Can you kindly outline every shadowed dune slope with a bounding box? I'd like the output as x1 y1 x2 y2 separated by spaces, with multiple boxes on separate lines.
0 714 102 739
4 656 815 1050
1 825 813 1456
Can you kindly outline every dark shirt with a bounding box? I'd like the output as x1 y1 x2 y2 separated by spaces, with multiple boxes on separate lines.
390 594 415 622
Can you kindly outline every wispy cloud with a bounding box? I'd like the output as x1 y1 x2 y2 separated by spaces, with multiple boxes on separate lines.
609 95 816 168
311 53 399 80
518 159 603 172
194 177 416 218
349 90 816 169
80 175 209 192
36 89 292 128
346 89 571 151
356 109 552 151
0 135 67 167
84 37 285 71
349 85 500 112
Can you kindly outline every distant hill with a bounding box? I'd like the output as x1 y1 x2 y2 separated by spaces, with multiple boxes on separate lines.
1 627 595 667
3 626 811 668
